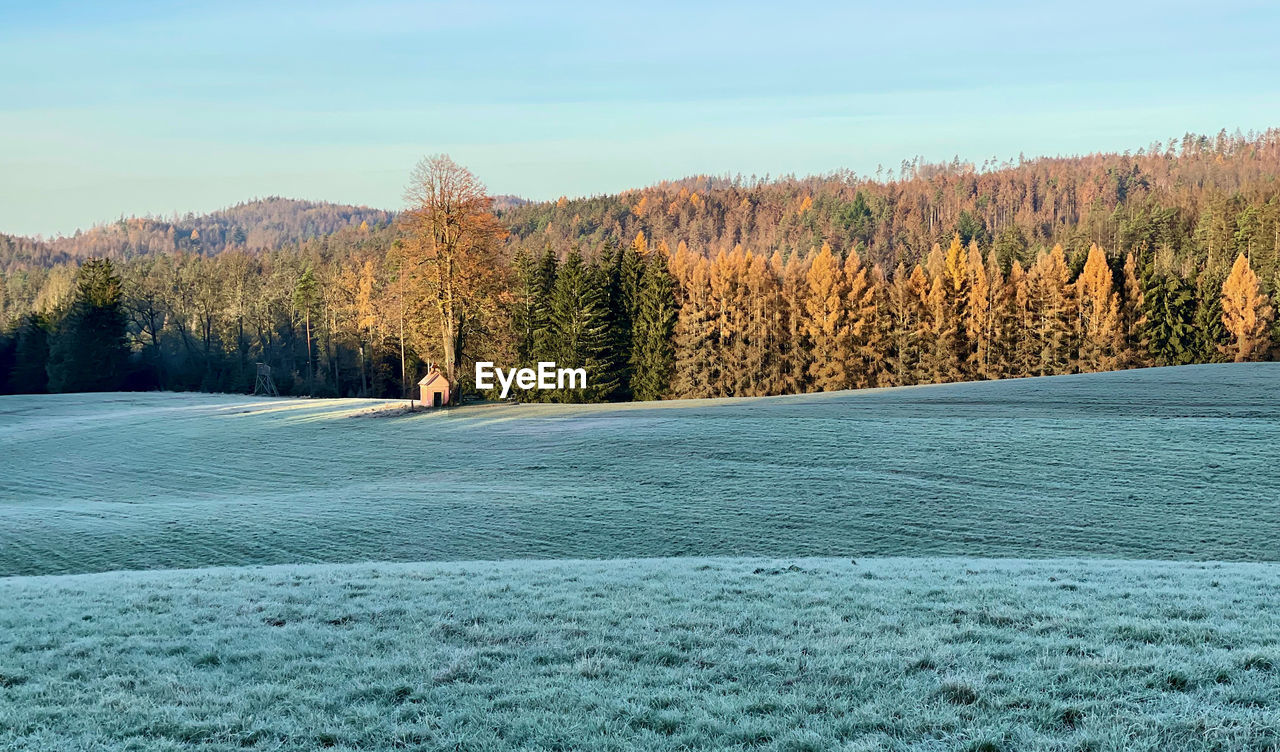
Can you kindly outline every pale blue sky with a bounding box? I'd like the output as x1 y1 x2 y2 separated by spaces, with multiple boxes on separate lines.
2 0 1279 236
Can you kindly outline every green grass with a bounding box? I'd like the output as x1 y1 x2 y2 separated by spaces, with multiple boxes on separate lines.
2 363 1279 576
2 557 1279 751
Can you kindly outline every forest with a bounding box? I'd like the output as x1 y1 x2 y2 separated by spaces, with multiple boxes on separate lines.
1 130 1278 401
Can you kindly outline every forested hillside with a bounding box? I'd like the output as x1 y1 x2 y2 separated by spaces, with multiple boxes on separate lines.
1 131 1278 399
1 198 394 273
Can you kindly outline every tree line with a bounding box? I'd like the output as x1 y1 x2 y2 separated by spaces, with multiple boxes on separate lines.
2 135 1279 400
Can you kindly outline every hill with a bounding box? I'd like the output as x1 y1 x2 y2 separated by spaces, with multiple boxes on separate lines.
2 363 1277 577
3 364 1279 750
0 198 394 272
500 129 1280 282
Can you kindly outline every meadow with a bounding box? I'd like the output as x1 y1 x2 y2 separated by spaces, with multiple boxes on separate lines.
1 364 1279 751
2 557 1278 751
1 364 1278 577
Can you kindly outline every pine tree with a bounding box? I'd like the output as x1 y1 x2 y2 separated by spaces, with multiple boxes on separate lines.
46 258 130 393
1075 244 1123 372
630 252 678 400
292 265 320 387
1220 252 1274 361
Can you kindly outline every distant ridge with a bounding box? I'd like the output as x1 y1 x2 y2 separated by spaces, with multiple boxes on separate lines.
1 198 394 271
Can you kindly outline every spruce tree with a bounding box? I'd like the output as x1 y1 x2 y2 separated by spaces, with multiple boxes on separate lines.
10 314 51 394
512 246 557 369
607 237 645 398
549 251 616 402
1142 272 1196 366
46 259 130 393
630 253 678 400
1192 266 1229 363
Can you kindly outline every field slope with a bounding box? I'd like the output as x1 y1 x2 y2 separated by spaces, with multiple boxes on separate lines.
3 365 1280 750
2 364 1278 576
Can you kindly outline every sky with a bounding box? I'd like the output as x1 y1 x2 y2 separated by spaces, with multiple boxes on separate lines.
2 0 1279 237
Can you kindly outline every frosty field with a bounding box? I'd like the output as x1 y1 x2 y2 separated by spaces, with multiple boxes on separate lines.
3 557 1279 752
2 364 1279 751
2 363 1279 576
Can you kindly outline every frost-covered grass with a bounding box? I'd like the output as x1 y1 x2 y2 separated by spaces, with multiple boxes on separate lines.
3 364 1279 576
2 557 1278 751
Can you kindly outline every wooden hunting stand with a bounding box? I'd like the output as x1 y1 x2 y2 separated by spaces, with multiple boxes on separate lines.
254 363 280 397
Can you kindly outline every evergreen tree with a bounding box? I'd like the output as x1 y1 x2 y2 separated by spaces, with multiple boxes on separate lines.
512 247 557 366
1192 266 1229 363
292 265 320 387
630 253 678 400
602 238 643 399
549 251 616 402
46 259 130 392
10 313 51 393
1142 272 1196 366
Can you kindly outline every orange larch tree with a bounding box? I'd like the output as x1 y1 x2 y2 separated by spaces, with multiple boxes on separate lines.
1220 253 1275 361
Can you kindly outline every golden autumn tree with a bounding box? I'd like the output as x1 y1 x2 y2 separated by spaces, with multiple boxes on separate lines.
844 249 882 388
1026 245 1074 375
779 251 811 394
966 240 992 378
886 263 930 385
1220 253 1274 361
672 254 716 398
804 242 851 390
401 155 507 397
745 250 783 395
1075 244 1124 372
709 246 750 397
1119 252 1146 366
924 237 971 382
